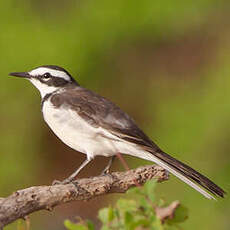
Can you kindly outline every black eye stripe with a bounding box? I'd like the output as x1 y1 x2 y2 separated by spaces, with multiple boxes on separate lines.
38 76 69 87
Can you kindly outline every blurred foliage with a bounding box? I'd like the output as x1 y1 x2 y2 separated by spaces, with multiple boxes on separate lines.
64 180 188 230
0 0 229 229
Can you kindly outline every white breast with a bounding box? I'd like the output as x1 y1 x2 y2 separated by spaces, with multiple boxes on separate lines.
42 99 119 158
42 98 146 161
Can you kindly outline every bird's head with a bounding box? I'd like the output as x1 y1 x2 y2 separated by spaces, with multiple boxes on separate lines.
9 65 79 98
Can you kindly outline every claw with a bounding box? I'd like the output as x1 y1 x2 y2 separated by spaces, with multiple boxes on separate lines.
100 168 110 176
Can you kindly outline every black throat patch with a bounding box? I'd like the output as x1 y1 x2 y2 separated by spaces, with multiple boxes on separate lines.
41 93 53 109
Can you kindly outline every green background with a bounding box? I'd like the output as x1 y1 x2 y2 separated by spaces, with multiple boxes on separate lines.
0 0 229 229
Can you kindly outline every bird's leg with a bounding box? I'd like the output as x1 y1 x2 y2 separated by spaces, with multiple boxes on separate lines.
53 157 93 185
116 153 141 187
101 156 115 175
116 153 130 171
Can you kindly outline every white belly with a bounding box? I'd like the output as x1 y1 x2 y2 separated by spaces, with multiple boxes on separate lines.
42 100 118 158
42 99 145 160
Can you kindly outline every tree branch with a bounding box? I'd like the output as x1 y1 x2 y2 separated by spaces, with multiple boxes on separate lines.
0 165 169 228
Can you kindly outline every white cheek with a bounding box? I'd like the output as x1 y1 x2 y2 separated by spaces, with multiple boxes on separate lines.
29 79 58 98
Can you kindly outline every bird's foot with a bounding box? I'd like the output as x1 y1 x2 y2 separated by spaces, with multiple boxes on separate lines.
100 169 115 180
100 167 112 176
100 169 110 176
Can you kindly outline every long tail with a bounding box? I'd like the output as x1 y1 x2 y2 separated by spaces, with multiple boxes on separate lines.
139 149 225 199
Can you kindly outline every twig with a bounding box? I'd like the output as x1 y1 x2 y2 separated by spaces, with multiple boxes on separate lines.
155 201 180 223
0 165 169 228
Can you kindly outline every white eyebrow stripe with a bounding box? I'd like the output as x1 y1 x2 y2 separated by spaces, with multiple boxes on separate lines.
29 67 70 81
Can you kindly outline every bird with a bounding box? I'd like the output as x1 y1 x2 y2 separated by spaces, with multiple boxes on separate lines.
9 65 225 200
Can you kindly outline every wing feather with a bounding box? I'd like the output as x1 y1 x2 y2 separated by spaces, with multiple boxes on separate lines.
51 86 158 149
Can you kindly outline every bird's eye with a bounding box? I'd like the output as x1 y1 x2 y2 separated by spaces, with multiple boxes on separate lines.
42 73 51 79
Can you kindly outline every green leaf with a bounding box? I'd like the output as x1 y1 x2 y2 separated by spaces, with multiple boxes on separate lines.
138 196 151 209
116 199 138 212
86 220 95 230
101 226 110 230
124 211 133 227
158 198 165 207
64 181 188 230
127 186 144 195
150 218 163 230
98 208 109 224
114 208 120 219
64 220 88 230
167 205 189 224
130 219 150 230
164 225 179 230
98 207 114 224
144 179 157 202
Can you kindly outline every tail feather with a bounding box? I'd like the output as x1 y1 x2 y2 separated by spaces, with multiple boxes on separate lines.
143 149 225 199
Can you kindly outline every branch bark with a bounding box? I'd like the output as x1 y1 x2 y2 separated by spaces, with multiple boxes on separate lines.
0 165 169 229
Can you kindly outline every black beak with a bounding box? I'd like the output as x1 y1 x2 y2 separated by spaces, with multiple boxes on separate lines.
9 72 31 78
